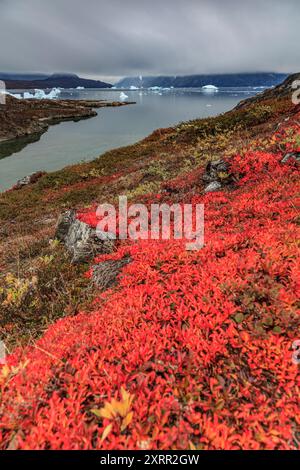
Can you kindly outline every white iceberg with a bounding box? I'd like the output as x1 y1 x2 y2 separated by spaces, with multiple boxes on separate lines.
120 92 129 101
202 85 219 93
130 85 139 90
23 88 62 100
1 88 61 100
76 86 85 90
0 90 22 100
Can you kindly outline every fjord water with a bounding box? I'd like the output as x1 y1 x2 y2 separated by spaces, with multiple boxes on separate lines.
0 87 260 191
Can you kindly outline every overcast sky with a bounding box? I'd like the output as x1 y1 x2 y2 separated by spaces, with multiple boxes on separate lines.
0 0 299 82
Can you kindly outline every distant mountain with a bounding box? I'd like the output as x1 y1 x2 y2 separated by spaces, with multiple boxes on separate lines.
115 73 288 89
0 73 49 81
2 73 112 89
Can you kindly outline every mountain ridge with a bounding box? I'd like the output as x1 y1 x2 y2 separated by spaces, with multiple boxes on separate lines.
116 72 288 88
1 73 112 89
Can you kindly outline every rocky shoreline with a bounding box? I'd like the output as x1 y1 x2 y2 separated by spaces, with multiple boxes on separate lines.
0 95 134 145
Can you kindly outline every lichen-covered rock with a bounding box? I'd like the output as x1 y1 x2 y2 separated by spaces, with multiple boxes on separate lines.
55 210 115 263
202 158 236 194
92 257 131 291
55 210 77 242
202 159 229 183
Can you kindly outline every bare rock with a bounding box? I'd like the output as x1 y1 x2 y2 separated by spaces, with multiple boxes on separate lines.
55 210 115 263
14 171 45 189
203 159 229 183
56 210 77 242
204 181 222 193
281 152 300 164
92 257 132 291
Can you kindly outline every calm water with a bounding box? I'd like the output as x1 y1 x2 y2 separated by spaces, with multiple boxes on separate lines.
0 87 261 191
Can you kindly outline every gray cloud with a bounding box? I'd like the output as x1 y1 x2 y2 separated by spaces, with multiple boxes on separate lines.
0 0 299 82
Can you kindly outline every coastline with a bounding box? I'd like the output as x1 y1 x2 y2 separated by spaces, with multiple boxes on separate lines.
0 86 298 328
0 95 134 147
0 75 299 449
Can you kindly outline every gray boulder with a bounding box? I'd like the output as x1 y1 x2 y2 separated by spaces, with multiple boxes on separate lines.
203 159 229 183
92 257 131 290
55 210 115 263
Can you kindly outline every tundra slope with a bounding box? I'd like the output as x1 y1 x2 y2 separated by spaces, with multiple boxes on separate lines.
0 74 299 450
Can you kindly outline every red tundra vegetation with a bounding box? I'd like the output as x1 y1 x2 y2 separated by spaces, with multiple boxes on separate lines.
0 108 299 450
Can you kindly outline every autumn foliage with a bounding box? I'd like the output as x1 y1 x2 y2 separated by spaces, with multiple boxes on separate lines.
0 114 299 450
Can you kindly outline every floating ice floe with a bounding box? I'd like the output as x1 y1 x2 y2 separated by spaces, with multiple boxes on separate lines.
23 88 62 100
130 86 139 90
202 85 219 93
120 92 129 101
76 86 85 90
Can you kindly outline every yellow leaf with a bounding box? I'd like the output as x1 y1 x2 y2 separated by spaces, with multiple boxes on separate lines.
99 402 117 419
115 399 130 418
91 408 103 418
0 365 10 381
101 423 113 442
93 387 134 422
121 411 133 432
121 386 130 402
189 441 196 450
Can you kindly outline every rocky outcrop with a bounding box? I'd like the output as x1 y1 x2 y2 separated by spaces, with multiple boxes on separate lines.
92 257 131 290
55 210 115 263
203 159 229 183
236 73 300 109
14 171 46 189
203 159 234 193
